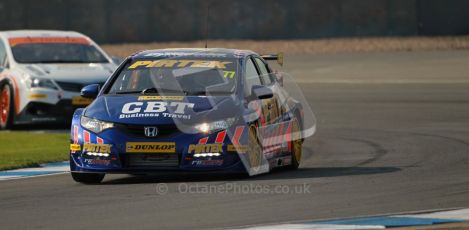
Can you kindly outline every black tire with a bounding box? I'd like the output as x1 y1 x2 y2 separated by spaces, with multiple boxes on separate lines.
289 119 302 170
0 83 14 130
246 124 262 174
71 172 105 184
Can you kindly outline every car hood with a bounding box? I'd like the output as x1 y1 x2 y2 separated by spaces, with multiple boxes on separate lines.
17 63 117 84
84 95 242 125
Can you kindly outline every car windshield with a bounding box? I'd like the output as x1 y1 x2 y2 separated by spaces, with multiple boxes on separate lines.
107 57 239 96
10 42 109 64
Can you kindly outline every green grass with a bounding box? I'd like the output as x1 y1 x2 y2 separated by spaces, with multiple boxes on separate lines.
0 131 69 170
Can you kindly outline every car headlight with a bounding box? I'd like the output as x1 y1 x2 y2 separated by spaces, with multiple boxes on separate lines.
29 77 58 89
80 116 114 133
195 117 236 133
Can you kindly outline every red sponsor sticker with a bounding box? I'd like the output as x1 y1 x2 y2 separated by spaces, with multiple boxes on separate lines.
71 125 79 154
8 37 91 47
286 121 293 151
84 159 111 166
215 130 226 143
198 137 209 144
83 130 91 143
232 126 245 145
192 159 223 166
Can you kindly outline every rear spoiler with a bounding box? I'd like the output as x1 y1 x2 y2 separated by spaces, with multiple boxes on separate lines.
261 52 284 66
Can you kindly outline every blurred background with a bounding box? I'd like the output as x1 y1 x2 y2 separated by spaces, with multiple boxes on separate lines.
0 0 468 43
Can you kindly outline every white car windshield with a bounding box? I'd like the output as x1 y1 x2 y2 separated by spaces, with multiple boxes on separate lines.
11 43 108 64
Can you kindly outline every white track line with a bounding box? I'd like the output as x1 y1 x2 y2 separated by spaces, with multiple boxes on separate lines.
240 224 384 230
0 162 69 181
393 208 469 220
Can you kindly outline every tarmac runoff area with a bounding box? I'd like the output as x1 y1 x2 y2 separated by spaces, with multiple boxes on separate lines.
1 50 469 229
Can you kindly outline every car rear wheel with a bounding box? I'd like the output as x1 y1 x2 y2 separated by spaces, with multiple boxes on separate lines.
71 172 105 184
289 119 302 169
0 84 14 129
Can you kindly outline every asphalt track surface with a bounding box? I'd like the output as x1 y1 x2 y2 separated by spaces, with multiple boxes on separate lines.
1 50 469 229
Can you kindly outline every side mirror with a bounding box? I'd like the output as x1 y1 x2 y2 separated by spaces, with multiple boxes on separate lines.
251 85 273 99
81 84 100 99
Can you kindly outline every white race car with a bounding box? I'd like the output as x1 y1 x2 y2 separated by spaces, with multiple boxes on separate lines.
0 30 118 129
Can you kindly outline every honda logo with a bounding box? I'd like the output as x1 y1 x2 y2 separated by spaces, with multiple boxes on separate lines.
144 126 158 137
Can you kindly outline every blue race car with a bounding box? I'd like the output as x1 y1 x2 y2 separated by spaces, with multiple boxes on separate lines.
69 48 307 183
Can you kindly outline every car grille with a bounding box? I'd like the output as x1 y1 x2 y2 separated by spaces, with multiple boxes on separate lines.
56 81 105 92
125 154 179 168
116 124 180 138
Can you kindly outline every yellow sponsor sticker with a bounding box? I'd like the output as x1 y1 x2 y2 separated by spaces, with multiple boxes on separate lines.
188 143 223 154
70 144 81 151
223 71 235 78
72 96 94 106
28 93 48 99
126 142 176 153
83 143 112 153
227 144 247 153
138 96 184 101
128 60 232 69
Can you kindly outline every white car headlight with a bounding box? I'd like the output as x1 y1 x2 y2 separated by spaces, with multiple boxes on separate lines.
29 77 58 89
80 116 114 133
195 117 236 133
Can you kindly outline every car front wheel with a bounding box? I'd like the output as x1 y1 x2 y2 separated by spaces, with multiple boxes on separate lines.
71 172 105 184
0 84 14 129
247 124 262 174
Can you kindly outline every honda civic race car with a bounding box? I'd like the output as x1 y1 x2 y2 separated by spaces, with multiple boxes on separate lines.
70 48 315 183
0 30 118 129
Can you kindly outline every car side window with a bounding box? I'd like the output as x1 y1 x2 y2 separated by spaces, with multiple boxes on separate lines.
0 40 7 68
254 57 272 85
244 57 262 98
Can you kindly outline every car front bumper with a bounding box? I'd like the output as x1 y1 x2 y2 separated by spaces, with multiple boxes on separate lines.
15 89 93 125
69 123 249 174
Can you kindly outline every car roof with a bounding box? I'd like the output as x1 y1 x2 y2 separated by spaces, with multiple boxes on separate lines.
0 30 87 39
133 48 258 59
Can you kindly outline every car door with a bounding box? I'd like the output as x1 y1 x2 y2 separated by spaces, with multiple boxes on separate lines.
244 57 271 127
253 57 281 126
243 56 282 155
